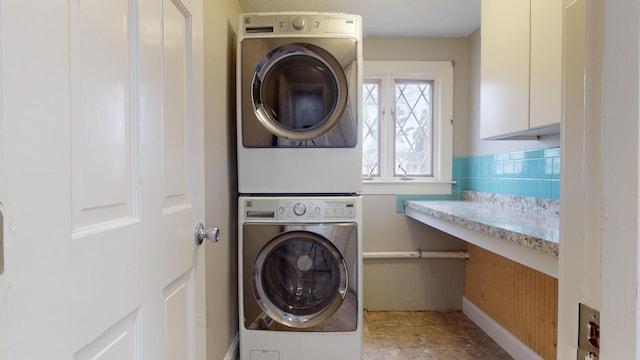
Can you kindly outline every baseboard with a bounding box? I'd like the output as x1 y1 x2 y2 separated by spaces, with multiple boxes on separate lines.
462 297 543 360
223 333 239 360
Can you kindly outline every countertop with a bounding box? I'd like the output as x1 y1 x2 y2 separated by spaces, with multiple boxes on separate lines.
403 191 560 277
404 200 559 257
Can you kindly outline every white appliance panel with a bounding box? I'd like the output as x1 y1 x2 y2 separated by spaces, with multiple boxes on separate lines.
238 146 362 194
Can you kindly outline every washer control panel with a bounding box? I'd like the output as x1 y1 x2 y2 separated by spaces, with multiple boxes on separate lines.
243 197 358 221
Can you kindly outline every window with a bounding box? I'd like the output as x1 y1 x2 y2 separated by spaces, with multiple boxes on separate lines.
362 61 454 194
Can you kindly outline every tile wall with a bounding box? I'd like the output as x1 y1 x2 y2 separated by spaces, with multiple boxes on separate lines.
396 147 560 211
455 147 561 200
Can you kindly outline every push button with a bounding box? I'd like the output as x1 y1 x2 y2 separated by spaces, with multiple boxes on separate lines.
293 17 306 30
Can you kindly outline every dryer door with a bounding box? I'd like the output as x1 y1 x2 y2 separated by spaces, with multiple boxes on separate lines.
252 43 347 141
252 230 348 328
241 38 358 147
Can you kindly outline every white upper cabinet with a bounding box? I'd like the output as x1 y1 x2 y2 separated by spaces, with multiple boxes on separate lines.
480 0 530 139
481 0 562 139
530 0 563 130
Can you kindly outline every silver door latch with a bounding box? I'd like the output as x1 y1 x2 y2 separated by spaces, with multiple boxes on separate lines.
194 223 220 245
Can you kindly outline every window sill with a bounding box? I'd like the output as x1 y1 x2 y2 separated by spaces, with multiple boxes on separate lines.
361 179 455 195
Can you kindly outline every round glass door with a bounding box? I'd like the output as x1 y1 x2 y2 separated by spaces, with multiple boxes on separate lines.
252 230 348 328
251 43 348 141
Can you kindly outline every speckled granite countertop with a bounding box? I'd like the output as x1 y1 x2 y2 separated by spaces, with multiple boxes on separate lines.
404 191 559 257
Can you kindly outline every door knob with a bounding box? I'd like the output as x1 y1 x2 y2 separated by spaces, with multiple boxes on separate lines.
195 223 220 245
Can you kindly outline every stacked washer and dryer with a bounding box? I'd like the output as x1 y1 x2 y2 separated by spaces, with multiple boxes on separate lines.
236 12 363 360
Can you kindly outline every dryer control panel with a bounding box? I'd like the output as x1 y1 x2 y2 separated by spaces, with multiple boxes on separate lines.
242 13 359 36
242 197 358 221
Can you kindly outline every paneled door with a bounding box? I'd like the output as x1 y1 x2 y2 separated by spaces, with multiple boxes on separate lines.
1 0 208 358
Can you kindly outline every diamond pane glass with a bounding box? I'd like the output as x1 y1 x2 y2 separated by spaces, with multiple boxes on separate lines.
362 80 380 176
394 80 434 176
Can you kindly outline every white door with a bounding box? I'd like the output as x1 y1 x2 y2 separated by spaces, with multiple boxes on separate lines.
1 0 208 358
559 0 602 357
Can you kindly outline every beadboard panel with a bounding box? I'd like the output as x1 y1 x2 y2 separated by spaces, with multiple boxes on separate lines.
464 244 557 360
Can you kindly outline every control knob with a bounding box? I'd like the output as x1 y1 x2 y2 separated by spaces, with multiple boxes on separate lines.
293 203 307 216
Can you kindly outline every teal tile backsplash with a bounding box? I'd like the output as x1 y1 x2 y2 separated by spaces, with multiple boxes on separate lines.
396 147 560 212
456 147 560 200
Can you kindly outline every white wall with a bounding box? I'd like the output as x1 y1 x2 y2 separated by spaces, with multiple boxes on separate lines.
362 36 472 311
203 1 242 359
362 195 465 310
599 0 639 357
560 1 640 357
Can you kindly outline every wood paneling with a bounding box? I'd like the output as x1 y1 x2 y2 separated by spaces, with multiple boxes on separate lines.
465 244 558 360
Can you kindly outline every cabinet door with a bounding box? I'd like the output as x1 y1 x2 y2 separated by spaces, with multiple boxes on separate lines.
530 0 563 129
480 0 530 139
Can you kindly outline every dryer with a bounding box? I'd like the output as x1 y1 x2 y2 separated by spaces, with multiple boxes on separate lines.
237 13 363 195
239 195 362 360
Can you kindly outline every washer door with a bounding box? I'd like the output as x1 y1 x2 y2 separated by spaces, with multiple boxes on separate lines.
252 230 348 328
251 43 349 141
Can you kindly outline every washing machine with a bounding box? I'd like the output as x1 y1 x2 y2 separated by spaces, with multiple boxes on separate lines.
239 195 362 360
237 12 363 195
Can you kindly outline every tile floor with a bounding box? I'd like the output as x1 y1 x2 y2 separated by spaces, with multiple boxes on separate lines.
363 311 513 360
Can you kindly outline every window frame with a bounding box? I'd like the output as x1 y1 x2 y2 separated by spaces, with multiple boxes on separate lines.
361 61 454 195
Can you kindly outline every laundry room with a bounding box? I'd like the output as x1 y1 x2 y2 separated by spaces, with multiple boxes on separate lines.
7 0 634 359
201 0 568 359
198 1 560 358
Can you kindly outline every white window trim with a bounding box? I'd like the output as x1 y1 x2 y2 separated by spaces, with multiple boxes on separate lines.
362 61 454 195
